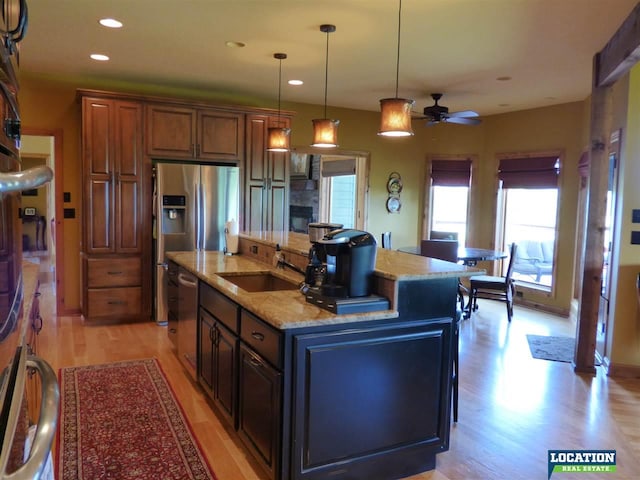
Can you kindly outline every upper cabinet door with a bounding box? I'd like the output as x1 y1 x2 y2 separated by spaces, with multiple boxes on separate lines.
83 99 115 253
145 104 196 159
83 98 144 254
197 109 244 162
145 104 244 163
114 101 143 253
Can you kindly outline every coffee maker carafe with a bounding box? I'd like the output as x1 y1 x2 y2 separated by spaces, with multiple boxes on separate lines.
309 229 377 298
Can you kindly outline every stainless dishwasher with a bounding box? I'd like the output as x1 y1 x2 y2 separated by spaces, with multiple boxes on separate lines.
177 267 198 380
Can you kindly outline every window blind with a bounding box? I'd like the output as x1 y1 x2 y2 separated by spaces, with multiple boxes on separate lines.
321 158 356 177
430 159 472 186
498 156 559 188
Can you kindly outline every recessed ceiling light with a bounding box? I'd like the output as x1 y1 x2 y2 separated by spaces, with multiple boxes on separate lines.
496 76 512 81
90 54 110 61
288 80 303 86
225 41 246 48
99 18 123 28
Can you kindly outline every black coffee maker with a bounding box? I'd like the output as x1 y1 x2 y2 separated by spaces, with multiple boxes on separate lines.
306 229 377 299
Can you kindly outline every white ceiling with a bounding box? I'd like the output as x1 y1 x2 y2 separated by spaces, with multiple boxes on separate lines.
21 0 639 118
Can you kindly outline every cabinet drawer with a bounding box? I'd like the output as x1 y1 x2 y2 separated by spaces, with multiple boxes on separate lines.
87 287 142 318
0 261 8 291
87 257 141 287
241 310 282 369
199 282 239 333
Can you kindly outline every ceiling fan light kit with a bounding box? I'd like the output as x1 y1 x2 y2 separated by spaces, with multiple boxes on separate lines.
267 52 291 152
378 0 414 137
312 24 339 148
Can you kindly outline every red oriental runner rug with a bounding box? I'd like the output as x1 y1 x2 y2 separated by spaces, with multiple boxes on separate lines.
57 358 217 480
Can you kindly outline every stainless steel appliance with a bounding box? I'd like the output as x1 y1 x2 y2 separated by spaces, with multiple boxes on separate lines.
0 157 57 480
153 162 240 326
177 268 198 379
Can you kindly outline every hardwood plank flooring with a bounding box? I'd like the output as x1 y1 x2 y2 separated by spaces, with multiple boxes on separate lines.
36 282 640 479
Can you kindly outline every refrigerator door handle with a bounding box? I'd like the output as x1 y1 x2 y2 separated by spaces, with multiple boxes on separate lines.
195 176 202 250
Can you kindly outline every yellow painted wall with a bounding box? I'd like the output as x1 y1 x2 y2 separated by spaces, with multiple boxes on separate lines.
609 64 640 368
18 74 585 315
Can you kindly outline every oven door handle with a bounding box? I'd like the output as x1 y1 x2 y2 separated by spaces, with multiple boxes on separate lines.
0 166 53 194
4 355 59 480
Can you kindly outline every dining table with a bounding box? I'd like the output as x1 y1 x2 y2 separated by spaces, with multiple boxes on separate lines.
397 245 508 266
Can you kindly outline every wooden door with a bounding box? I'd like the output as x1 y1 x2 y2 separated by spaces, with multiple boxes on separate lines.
197 109 244 162
244 115 268 231
266 117 289 232
114 101 143 253
214 321 238 427
145 104 195 159
83 98 114 253
238 344 282 479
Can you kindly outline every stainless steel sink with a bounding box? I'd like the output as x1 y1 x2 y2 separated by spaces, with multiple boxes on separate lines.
218 272 300 292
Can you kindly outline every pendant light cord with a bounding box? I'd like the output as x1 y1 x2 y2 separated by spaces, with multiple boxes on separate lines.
323 29 329 119
395 0 402 98
277 57 282 123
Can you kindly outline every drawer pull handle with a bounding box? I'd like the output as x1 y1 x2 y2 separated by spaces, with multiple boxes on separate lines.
251 331 264 341
249 355 263 367
107 271 123 275
108 300 126 305
169 328 177 334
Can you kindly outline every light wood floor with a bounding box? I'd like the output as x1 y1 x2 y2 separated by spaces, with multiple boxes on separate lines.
36 281 640 480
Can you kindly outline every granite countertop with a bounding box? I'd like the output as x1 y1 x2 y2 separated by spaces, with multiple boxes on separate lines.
166 251 399 330
240 230 482 280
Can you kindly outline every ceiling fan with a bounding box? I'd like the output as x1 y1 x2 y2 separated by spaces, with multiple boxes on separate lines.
414 93 481 126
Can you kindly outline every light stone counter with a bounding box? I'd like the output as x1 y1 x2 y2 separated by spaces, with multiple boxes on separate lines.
166 251 399 329
240 230 482 281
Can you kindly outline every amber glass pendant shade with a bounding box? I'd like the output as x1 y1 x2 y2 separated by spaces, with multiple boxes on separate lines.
311 118 340 148
267 126 291 152
378 97 415 137
266 52 291 152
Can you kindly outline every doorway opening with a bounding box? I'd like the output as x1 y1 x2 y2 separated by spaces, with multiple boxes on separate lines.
21 129 65 314
290 147 369 232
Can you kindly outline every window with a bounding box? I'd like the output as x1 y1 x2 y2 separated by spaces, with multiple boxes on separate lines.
429 159 471 246
319 156 367 230
497 155 560 289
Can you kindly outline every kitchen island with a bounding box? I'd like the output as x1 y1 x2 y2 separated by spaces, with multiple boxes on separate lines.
167 231 479 480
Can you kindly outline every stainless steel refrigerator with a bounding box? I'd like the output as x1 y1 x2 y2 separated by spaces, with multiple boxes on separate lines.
153 162 240 326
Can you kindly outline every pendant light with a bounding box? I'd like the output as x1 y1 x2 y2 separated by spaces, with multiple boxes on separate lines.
311 24 339 148
267 53 291 152
378 0 414 137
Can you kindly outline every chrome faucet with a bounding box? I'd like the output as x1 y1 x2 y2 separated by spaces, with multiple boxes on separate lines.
273 245 306 276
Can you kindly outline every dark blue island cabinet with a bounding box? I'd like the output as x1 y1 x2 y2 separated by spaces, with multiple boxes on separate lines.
197 274 457 480
288 277 455 480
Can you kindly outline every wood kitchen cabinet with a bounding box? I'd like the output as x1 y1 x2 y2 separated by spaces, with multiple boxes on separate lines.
238 342 282 480
244 114 290 232
198 282 240 428
80 95 150 321
145 104 244 162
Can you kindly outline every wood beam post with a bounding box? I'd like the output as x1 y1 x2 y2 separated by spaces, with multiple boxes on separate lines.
574 59 611 374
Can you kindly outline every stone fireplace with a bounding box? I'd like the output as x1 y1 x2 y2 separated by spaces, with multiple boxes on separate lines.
289 205 313 233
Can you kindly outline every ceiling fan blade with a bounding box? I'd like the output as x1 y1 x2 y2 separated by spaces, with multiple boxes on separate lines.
446 116 482 125
425 120 439 127
447 110 479 118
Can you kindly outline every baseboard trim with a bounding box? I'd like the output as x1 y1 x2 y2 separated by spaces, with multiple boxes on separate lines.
604 362 640 378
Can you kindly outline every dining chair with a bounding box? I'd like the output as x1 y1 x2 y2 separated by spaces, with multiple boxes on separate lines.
469 242 518 322
381 231 392 249
430 230 459 241
420 239 462 423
